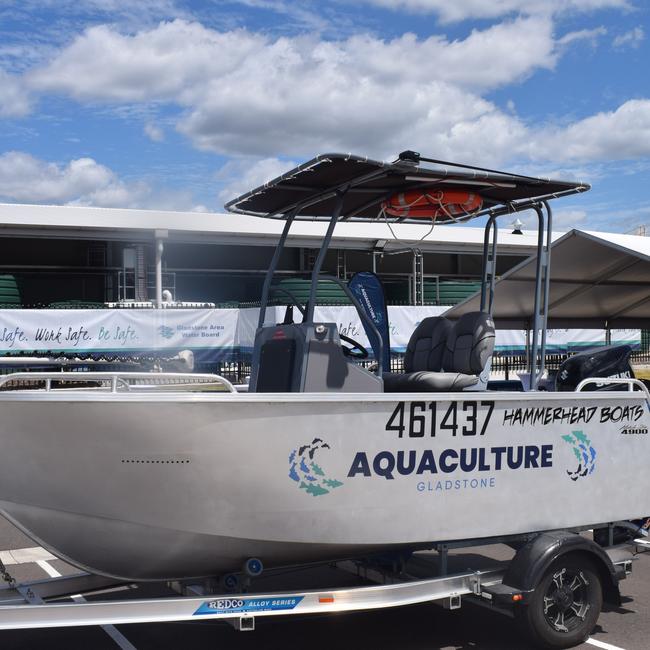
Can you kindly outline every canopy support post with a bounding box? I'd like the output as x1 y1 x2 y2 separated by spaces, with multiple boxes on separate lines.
480 215 498 314
529 202 552 390
305 191 345 323
257 207 299 329
412 249 424 306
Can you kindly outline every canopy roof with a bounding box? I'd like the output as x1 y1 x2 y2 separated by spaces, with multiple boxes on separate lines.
225 152 589 223
445 229 650 328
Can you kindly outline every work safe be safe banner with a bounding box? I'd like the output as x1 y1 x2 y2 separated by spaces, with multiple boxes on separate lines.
0 307 640 358
0 309 238 354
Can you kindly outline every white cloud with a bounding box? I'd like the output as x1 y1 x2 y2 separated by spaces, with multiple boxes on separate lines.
216 157 298 204
361 0 630 23
613 26 645 49
0 69 31 117
557 26 607 49
0 151 204 210
27 21 262 103
26 18 555 159
229 0 331 32
27 17 558 100
14 15 650 170
7 0 188 29
549 209 588 231
144 122 165 142
527 100 650 162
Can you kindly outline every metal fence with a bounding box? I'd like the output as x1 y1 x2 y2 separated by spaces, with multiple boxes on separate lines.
203 347 650 385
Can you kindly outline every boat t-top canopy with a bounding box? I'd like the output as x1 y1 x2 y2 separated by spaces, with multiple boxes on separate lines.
226 150 591 391
225 151 589 223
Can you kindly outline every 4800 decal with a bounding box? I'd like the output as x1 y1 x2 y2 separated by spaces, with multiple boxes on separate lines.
386 400 495 438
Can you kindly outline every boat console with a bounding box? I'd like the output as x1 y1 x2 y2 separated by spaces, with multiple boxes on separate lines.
251 322 382 393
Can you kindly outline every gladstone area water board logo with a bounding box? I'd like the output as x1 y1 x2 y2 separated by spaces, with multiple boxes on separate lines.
158 325 174 340
561 430 596 481
289 438 344 497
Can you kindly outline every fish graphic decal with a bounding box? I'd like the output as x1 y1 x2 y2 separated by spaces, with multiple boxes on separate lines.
562 430 596 481
288 438 343 497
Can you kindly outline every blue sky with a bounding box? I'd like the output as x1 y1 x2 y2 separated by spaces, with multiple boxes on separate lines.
0 0 649 232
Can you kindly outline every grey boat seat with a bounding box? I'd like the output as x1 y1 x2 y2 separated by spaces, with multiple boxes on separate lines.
383 312 495 392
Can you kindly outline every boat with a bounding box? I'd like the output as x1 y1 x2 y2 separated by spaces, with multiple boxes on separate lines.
0 151 647 583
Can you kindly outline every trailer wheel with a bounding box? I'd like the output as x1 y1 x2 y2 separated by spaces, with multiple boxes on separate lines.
517 557 602 649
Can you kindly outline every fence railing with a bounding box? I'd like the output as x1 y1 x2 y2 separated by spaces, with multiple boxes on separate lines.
204 349 650 384
2 349 649 386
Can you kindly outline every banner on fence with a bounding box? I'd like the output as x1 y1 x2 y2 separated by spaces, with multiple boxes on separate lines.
0 309 238 354
0 307 640 359
494 328 641 355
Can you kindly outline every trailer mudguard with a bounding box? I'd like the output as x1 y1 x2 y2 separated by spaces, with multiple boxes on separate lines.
500 531 621 605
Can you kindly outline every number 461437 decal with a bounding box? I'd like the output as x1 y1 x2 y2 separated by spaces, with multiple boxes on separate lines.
386 400 495 438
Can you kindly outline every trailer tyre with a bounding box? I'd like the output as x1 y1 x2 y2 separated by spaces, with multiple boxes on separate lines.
517 557 602 649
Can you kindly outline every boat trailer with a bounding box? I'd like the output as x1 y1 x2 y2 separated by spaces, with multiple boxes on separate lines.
0 530 645 648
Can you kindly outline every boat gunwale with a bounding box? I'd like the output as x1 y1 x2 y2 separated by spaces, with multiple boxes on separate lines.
0 390 645 403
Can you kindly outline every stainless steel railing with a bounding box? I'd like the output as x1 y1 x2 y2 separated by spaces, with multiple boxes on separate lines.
0 372 235 393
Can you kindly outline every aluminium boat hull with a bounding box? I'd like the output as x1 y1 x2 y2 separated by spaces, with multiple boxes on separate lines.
0 390 648 580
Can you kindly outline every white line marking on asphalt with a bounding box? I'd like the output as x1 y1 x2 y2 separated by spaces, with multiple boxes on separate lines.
36 560 138 650
586 637 627 650
1 546 56 565
36 560 61 578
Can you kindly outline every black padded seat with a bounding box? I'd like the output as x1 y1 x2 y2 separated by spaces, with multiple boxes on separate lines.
384 316 453 392
403 316 452 373
383 371 478 392
384 312 495 393
442 311 495 376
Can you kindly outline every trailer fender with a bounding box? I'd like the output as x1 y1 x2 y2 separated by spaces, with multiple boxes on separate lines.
501 531 621 606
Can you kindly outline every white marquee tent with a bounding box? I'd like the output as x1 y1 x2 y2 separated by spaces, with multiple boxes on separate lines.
445 229 650 329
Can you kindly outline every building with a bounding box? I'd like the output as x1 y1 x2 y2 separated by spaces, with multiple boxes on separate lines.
0 203 537 309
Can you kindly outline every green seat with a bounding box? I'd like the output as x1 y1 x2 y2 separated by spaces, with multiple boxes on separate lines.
49 300 105 309
271 279 350 306
0 275 21 307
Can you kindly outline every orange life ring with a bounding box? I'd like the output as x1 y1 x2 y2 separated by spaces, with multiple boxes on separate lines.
382 190 483 219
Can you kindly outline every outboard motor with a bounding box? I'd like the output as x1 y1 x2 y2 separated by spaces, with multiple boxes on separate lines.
555 344 634 392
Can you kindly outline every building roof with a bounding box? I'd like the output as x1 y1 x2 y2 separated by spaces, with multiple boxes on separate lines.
0 202 542 255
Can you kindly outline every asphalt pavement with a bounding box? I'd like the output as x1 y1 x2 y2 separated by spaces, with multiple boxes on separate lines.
0 516 647 650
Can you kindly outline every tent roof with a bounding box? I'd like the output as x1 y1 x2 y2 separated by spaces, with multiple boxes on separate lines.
445 229 650 328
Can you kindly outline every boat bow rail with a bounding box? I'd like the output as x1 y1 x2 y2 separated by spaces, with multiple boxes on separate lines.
0 372 236 393
576 377 650 395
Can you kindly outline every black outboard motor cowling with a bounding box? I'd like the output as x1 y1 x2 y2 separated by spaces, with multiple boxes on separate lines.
555 344 634 392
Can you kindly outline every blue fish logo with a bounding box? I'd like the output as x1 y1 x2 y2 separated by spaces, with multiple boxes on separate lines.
561 430 596 481
288 438 343 497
